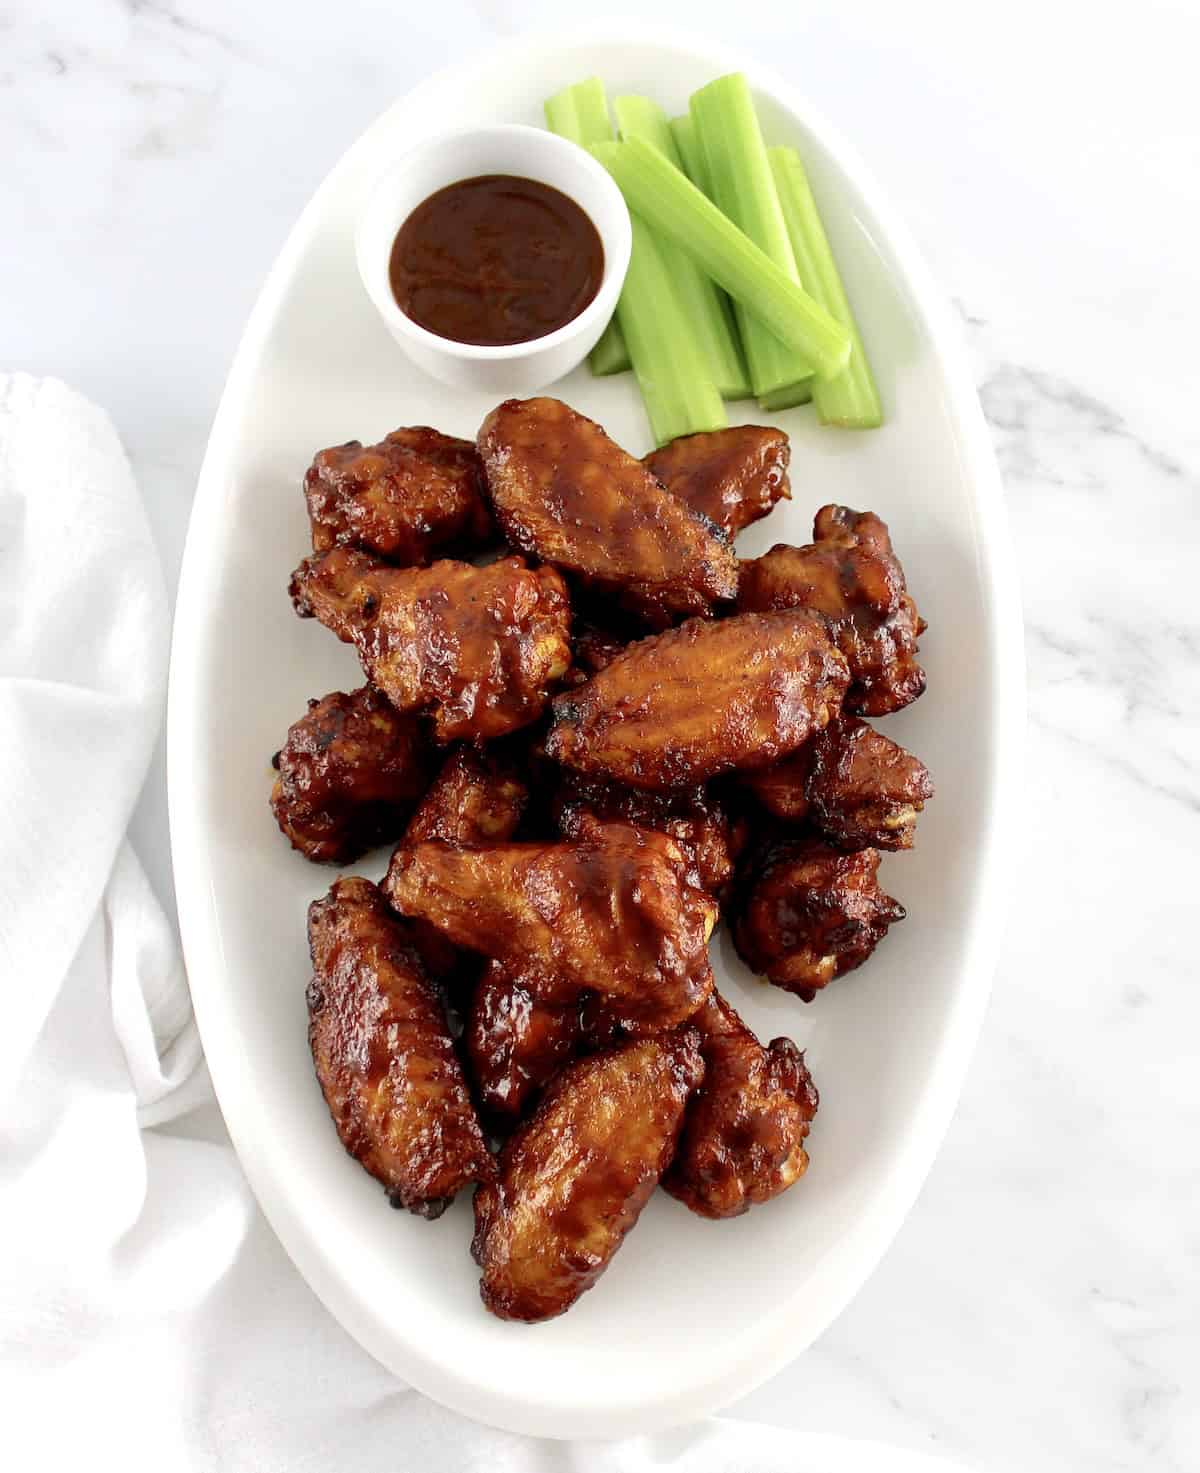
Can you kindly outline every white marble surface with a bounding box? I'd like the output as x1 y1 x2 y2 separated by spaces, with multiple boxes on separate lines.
4 1 1199 1468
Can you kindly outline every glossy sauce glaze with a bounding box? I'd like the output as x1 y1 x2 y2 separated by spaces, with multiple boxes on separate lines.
389 175 604 346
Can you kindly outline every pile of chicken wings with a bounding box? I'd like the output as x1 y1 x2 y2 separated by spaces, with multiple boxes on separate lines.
272 396 932 1322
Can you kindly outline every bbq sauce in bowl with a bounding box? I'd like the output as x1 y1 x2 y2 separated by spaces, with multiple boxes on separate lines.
388 174 605 348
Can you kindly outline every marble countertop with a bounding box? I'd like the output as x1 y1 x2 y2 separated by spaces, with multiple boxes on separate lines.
4 2 1198 1468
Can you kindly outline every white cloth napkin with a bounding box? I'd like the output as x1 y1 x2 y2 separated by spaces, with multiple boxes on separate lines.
0 373 973 1473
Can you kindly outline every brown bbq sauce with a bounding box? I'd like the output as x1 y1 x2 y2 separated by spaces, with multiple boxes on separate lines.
389 174 604 347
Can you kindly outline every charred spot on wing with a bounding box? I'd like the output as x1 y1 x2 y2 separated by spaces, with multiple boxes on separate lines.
400 1192 452 1220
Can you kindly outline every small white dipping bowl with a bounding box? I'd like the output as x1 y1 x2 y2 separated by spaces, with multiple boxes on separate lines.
355 124 631 394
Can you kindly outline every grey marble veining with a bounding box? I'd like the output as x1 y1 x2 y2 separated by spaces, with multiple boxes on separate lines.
2 1 1197 1468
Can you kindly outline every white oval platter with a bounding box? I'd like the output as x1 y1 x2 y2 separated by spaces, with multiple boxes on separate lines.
168 26 1023 1440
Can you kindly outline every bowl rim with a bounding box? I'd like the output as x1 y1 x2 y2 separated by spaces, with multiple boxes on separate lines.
354 121 632 362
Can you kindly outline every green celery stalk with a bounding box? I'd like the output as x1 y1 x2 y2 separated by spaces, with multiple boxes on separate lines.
616 213 727 446
591 138 850 382
689 74 816 396
612 94 678 165
770 147 883 428
670 111 751 390
669 113 710 195
544 76 612 143
670 110 760 402
586 319 632 376
759 380 814 411
612 96 750 400
543 79 631 377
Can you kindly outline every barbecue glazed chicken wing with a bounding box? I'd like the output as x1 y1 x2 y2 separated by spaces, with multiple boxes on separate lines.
466 960 586 1123
552 771 747 897
738 506 926 716
405 744 529 846
664 991 818 1219
467 961 624 1123
477 397 738 627
304 426 492 566
270 685 433 863
384 822 717 1033
734 838 905 1000
743 714 934 851
306 877 493 1217
399 744 530 984
546 610 850 790
644 425 790 541
472 1031 704 1321
289 548 571 742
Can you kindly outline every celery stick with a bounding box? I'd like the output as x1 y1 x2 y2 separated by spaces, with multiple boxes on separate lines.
587 318 631 376
690 74 815 396
759 381 814 411
543 79 631 376
613 96 750 400
669 111 755 398
758 378 812 412
612 94 677 163
617 213 727 446
591 138 850 382
770 147 882 429
544 76 612 144
669 111 749 387
670 113 710 195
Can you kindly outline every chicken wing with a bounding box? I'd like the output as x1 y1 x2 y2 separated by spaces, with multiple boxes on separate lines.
552 771 747 897
305 426 492 566
406 744 529 845
477 397 738 626
305 877 493 1217
472 1030 704 1321
663 991 818 1218
545 611 850 790
742 714 933 851
644 425 790 540
466 960 585 1122
270 685 433 863
399 744 530 984
384 822 717 1032
289 548 571 742
733 837 904 1000
738 506 926 715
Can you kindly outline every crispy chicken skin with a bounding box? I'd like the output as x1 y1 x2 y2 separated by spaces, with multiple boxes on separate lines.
743 714 934 851
466 961 627 1123
734 838 905 1000
472 1031 705 1321
305 877 493 1217
400 745 530 983
270 686 433 863
738 506 926 716
406 745 529 845
384 822 717 1033
289 548 571 742
644 426 790 541
466 960 584 1122
477 397 738 627
663 992 818 1218
552 771 747 897
304 427 493 567
545 611 850 790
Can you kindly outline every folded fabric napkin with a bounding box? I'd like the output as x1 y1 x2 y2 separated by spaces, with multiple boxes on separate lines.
0 373 973 1473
